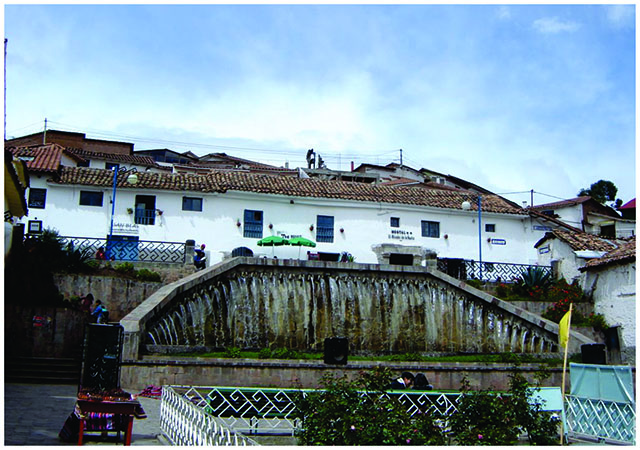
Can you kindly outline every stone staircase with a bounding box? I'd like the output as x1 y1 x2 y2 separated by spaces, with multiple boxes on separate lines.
5 356 82 384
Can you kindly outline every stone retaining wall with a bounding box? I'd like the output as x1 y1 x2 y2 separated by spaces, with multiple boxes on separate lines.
121 358 572 392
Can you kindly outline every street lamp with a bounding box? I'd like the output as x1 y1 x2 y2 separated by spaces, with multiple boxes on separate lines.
108 166 138 256
462 195 482 281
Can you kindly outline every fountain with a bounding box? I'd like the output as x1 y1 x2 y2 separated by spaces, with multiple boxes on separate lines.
135 258 565 357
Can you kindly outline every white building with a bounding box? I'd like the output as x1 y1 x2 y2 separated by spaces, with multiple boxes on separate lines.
532 196 634 238
10 147 573 269
534 229 627 285
6 132 589 269
581 237 636 362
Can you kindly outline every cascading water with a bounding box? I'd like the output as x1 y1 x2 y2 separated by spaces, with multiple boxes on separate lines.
145 267 557 354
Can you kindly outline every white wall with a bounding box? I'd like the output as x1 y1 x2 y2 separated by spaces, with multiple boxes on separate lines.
536 239 588 284
584 263 636 357
550 204 583 231
22 181 555 266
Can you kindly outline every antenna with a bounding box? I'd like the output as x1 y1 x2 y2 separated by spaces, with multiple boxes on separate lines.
399 148 403 166
43 118 47 144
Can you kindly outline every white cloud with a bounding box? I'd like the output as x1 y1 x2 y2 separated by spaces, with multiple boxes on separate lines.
496 6 511 20
603 5 634 29
532 16 581 34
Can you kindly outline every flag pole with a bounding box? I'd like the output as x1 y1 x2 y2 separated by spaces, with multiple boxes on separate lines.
560 302 573 445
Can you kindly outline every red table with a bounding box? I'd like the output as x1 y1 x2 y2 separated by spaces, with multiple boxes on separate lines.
75 399 146 446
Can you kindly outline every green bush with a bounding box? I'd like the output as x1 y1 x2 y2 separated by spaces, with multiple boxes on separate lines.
224 347 241 358
135 268 162 282
466 279 485 290
389 352 424 362
294 368 446 445
449 372 560 445
115 262 136 274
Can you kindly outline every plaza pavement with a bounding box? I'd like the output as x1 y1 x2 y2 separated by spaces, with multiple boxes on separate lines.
4 383 165 446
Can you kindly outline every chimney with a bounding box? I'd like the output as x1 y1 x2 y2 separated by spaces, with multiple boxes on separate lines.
351 161 354 171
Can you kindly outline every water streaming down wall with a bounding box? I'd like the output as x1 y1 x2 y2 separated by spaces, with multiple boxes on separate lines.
145 268 558 354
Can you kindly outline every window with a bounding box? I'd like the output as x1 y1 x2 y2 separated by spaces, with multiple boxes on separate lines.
390 217 400 227
134 195 156 225
182 197 203 212
79 191 104 207
421 220 440 238
317 215 334 243
485 224 496 233
244 209 263 238
28 188 47 209
77 160 90 168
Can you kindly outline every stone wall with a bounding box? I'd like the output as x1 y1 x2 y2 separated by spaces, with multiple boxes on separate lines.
53 271 175 322
121 357 573 392
4 305 87 358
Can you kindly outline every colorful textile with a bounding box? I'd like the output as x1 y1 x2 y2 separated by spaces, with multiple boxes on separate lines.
138 385 162 398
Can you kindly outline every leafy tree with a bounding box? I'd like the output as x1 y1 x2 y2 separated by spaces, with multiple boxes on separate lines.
578 179 622 208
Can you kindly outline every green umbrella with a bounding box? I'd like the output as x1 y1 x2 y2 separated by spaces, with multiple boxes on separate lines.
257 235 290 256
288 236 316 258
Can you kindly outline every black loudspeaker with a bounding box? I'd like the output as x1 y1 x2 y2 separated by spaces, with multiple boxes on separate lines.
324 337 348 365
581 343 606 365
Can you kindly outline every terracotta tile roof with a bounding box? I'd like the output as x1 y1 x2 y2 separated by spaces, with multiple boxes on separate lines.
531 196 592 210
534 229 620 252
68 148 159 167
54 167 528 214
199 152 284 170
379 177 421 186
7 143 83 173
583 236 636 270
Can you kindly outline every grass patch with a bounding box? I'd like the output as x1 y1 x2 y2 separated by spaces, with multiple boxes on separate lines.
159 348 577 366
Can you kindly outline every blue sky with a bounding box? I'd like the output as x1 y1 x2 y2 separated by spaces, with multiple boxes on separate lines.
5 4 636 206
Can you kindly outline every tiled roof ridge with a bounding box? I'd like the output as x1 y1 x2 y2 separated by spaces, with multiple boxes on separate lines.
8 143 74 173
582 235 636 270
543 229 620 252
68 148 158 166
531 196 592 210
55 167 527 214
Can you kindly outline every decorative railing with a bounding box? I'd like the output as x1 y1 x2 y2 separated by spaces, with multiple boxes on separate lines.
160 385 259 445
25 234 189 264
163 385 634 445
166 385 463 437
565 395 636 445
437 258 552 283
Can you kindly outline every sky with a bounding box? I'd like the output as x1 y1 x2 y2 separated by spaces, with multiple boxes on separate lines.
4 4 636 207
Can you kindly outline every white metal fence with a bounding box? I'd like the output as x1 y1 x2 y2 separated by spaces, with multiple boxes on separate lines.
160 386 258 445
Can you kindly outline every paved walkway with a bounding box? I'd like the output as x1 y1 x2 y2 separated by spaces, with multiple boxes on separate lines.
4 384 164 446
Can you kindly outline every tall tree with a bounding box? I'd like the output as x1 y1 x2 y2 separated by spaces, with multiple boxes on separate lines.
578 180 622 208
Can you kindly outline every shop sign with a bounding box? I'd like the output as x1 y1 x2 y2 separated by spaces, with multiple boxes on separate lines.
490 238 506 245
112 222 139 235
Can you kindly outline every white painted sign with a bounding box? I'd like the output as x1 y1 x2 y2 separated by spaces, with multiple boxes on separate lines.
388 229 415 241
112 222 140 235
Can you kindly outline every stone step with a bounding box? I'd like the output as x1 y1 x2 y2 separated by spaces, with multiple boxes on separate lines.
5 356 82 385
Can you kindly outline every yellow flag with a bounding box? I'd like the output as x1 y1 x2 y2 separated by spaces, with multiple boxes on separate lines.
558 308 572 348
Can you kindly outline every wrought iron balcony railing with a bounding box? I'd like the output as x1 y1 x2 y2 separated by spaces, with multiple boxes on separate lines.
437 258 552 283
25 235 189 264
